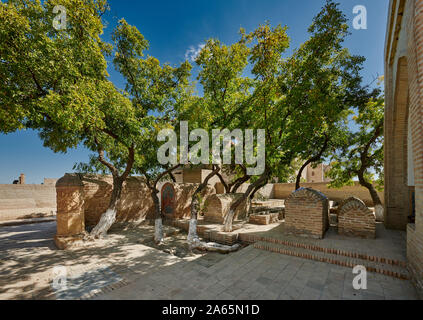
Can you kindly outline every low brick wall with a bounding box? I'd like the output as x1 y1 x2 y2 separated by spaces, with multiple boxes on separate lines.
249 213 279 225
55 174 219 248
407 224 423 298
55 174 156 234
274 182 384 207
215 183 275 199
214 182 383 207
81 175 156 227
284 188 329 239
0 184 56 221
337 197 376 239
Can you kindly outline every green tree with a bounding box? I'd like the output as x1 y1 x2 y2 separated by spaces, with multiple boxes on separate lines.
221 22 291 232
0 0 142 238
277 0 370 191
327 95 385 220
222 1 376 232
74 18 192 238
178 37 251 245
111 18 193 243
0 1 182 238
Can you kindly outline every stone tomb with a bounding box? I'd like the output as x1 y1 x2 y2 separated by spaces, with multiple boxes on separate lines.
203 194 251 223
337 197 376 239
284 188 329 239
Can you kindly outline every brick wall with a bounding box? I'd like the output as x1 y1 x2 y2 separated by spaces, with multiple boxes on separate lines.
55 174 156 234
407 224 423 296
56 174 219 241
80 175 155 227
407 0 423 297
337 197 376 239
0 184 56 221
274 182 383 207
385 0 423 297
284 188 329 239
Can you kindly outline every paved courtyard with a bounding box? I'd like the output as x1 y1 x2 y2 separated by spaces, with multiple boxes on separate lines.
0 221 419 300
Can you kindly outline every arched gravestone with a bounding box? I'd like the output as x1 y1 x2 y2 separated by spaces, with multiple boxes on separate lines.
203 194 251 223
161 183 176 219
284 187 329 239
337 197 376 239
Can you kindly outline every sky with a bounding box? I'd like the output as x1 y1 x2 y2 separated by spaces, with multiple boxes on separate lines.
0 0 389 184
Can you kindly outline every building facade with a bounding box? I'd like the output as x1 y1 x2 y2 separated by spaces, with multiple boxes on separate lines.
384 0 423 296
300 163 332 183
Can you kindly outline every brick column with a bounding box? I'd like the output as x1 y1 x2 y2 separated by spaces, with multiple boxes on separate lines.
54 174 85 249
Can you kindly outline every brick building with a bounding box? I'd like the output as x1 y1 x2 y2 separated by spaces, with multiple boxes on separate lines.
384 0 423 295
300 163 332 183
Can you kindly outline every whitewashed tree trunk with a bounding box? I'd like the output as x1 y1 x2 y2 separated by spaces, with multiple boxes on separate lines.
187 218 199 246
190 239 241 253
152 189 164 244
375 204 384 222
90 176 122 238
90 208 117 238
154 218 164 244
223 172 268 232
223 209 236 232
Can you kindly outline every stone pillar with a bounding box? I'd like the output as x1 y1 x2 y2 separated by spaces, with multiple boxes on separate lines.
19 173 25 185
54 174 85 249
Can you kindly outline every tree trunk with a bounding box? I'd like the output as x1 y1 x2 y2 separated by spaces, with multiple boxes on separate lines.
142 165 181 244
169 172 176 183
187 167 219 245
223 172 268 232
90 144 135 239
358 120 384 222
216 171 230 193
296 160 312 190
249 179 268 201
152 190 164 244
296 135 330 190
358 172 384 222
90 175 123 238
230 174 251 193
186 166 240 252
187 198 199 245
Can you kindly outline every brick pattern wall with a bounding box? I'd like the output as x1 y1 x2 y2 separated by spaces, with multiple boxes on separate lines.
274 182 383 207
284 188 329 239
385 0 423 297
406 0 423 297
81 175 155 227
55 174 85 237
55 174 156 235
203 193 250 223
249 213 279 225
337 197 376 239
407 224 423 296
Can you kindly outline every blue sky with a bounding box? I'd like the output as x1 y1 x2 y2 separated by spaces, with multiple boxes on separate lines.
0 0 389 184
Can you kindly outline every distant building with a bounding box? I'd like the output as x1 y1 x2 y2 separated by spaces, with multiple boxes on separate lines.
300 163 332 183
13 173 26 185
